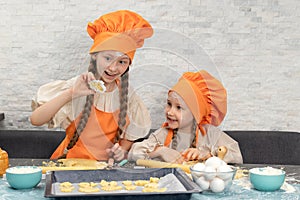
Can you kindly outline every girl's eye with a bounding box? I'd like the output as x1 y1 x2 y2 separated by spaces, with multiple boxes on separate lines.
119 60 129 66
167 102 171 107
105 57 111 61
176 105 181 110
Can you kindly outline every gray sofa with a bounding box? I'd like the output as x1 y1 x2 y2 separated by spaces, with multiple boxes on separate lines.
0 129 299 165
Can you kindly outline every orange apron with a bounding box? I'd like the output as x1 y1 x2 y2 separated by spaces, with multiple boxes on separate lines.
51 106 128 160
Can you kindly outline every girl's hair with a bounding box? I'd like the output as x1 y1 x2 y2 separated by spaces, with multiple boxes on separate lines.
171 129 178 150
171 120 197 150
58 54 129 158
116 68 129 142
190 121 197 148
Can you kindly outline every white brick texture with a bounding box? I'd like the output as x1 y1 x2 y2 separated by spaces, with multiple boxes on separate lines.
0 0 299 131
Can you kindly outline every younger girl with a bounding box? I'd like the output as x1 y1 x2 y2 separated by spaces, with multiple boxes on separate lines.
128 70 243 164
30 10 153 161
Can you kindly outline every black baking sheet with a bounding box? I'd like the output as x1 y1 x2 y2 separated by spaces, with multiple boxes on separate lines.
44 168 200 199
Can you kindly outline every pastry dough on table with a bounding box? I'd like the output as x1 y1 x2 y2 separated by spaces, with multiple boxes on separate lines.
57 158 108 168
59 182 75 193
60 186 75 193
235 168 249 179
122 180 133 186
78 186 100 193
78 182 97 188
99 180 123 191
142 179 166 192
149 177 160 183
58 176 167 194
78 182 100 193
134 180 150 186
124 185 137 190
40 158 108 173
144 182 158 189
99 180 110 187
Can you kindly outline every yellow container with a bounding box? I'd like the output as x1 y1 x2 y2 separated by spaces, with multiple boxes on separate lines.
0 148 9 176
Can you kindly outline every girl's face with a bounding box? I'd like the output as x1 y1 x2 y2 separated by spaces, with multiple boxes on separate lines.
165 91 194 132
94 50 130 84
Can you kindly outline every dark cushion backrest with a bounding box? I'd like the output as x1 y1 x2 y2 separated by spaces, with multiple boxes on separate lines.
225 131 300 165
1 129 299 164
0 129 65 159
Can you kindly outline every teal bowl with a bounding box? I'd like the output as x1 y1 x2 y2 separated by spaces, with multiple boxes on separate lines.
6 166 42 189
249 167 285 191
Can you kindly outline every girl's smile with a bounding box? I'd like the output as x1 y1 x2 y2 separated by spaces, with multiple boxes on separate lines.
165 91 194 132
94 50 130 85
103 70 119 81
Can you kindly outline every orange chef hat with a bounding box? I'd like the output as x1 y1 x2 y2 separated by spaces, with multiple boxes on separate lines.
87 10 153 61
170 70 227 135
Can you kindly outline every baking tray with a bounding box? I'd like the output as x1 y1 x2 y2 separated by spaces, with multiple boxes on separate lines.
44 168 200 199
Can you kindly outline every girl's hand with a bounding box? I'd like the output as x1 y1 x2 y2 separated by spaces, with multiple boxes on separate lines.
106 143 126 161
148 146 184 164
181 148 201 161
71 72 96 99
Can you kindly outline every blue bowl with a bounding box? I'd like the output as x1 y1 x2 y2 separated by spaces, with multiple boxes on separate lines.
249 167 285 191
6 166 42 189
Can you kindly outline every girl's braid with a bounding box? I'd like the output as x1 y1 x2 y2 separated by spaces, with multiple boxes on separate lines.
190 120 197 148
171 129 178 150
172 120 197 150
58 57 97 159
116 69 129 142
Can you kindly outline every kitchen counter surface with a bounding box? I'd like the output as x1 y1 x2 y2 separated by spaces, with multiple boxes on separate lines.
1 159 299 200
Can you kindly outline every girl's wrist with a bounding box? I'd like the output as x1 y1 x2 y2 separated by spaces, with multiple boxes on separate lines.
63 88 75 102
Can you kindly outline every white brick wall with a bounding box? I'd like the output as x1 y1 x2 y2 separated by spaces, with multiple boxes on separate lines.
0 0 299 131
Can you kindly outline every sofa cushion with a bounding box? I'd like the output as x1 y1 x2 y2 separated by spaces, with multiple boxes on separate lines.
0 129 65 159
225 131 300 165
0 129 299 164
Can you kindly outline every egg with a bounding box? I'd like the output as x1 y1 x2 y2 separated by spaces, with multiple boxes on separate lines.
195 176 210 190
193 162 205 171
192 162 206 177
217 165 234 180
210 177 225 193
203 166 216 181
220 160 227 166
205 157 223 169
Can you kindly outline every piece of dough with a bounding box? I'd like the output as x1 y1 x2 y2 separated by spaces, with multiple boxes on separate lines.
59 182 75 193
134 180 149 186
124 185 136 190
122 180 133 186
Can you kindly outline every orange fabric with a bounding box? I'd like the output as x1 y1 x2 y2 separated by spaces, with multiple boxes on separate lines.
51 106 129 160
170 70 227 136
162 123 173 147
87 10 153 61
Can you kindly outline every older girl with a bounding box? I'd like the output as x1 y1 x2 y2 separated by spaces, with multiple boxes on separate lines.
30 10 153 161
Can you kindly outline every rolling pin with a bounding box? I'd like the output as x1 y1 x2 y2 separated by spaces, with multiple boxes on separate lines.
136 159 191 173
